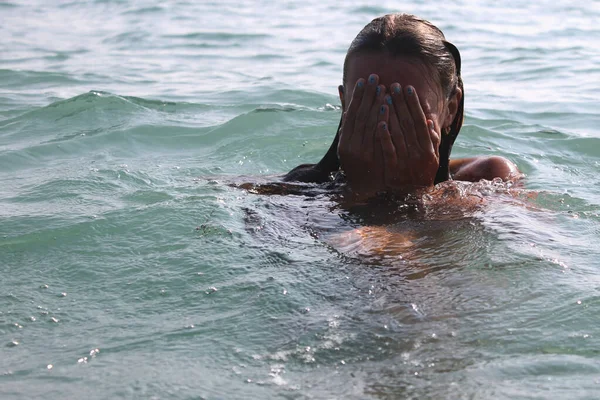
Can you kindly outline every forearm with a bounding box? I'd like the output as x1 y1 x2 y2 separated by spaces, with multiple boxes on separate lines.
450 156 520 182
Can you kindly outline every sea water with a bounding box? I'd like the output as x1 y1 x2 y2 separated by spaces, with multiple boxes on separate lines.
1 1 600 399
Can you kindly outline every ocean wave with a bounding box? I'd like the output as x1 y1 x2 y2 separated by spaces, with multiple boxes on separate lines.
0 69 82 89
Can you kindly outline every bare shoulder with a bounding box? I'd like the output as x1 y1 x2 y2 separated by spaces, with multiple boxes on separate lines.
449 156 520 182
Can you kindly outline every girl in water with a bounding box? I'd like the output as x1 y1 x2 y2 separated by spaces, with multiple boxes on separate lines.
283 13 520 198
239 14 525 260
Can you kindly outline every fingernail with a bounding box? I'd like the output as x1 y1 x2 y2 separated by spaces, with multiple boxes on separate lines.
357 80 364 88
386 96 392 105
376 86 381 95
407 86 414 95
368 75 376 84
393 85 401 94
380 105 385 115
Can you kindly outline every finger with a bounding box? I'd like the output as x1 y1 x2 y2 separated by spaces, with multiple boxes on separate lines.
376 121 398 186
370 101 389 159
362 84 387 152
373 101 390 177
404 85 434 156
390 83 418 159
387 86 409 159
428 119 441 160
372 116 388 188
354 74 379 139
378 121 397 167
378 102 389 124
338 78 366 157
348 78 365 114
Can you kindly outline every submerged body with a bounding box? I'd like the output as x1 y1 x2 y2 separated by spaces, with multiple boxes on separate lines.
238 175 533 268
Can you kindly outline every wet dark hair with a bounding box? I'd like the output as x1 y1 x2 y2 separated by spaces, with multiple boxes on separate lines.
284 13 464 184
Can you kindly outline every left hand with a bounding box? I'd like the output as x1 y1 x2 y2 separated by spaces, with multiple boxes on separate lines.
376 84 441 189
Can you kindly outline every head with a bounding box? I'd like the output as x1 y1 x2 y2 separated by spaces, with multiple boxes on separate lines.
319 14 464 184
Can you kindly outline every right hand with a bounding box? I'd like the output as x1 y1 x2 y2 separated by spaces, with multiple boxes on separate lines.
337 74 389 195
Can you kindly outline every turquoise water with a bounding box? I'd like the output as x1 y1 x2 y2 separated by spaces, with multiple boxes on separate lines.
2 1 600 399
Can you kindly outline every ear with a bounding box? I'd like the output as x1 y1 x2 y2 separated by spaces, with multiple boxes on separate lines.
443 87 462 129
338 85 346 110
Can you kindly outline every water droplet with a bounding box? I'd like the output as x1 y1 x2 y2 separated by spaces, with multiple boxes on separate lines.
50 317 59 323
60 292 67 297
577 300 582 305
282 289 287 295
340 360 346 365
8 341 19 347
13 323 23 329
47 364 53 370
29 316 36 322
40 284 48 289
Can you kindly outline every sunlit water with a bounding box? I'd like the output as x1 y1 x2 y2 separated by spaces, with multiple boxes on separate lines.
1 1 600 399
